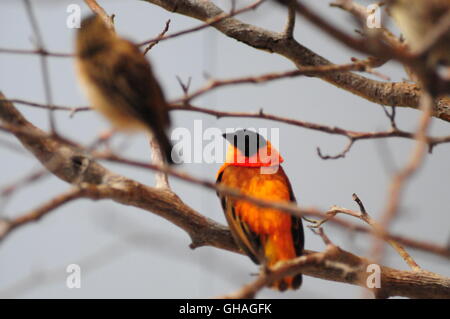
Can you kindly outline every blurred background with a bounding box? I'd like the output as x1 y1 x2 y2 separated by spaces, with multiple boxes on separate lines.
0 0 449 298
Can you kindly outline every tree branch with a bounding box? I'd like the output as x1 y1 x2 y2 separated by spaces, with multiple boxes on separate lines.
1 93 449 298
84 0 115 30
142 0 450 121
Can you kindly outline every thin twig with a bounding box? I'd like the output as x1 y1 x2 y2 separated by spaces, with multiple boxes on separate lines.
3 98 450 153
173 61 383 103
0 47 73 57
0 98 91 115
143 19 171 55
371 92 434 268
169 104 450 152
283 1 296 38
23 0 56 133
309 193 421 271
138 0 264 47
0 187 87 241
149 138 170 189
317 139 354 160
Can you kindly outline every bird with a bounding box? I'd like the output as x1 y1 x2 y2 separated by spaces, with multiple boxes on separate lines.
388 0 450 69
216 129 304 291
74 14 175 164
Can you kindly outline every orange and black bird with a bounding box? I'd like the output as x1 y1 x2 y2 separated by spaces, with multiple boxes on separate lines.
216 130 304 291
75 15 175 164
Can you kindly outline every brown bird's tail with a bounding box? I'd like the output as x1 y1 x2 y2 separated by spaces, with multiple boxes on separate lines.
151 126 177 165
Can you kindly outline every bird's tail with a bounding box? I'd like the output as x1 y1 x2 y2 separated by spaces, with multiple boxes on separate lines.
271 272 302 292
265 234 302 291
151 126 177 165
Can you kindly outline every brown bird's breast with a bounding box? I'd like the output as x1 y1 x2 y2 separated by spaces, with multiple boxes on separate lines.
74 57 146 131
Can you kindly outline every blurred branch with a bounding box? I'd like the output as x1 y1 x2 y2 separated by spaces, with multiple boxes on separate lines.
0 47 72 57
1 94 449 298
169 103 450 153
173 60 387 103
221 239 449 299
149 138 170 189
0 168 49 200
0 93 449 258
282 0 296 38
0 98 91 115
0 188 86 241
371 92 434 265
143 19 171 55
5 97 450 155
330 0 404 49
84 0 115 30
23 0 56 133
139 0 264 47
142 0 450 121
310 193 421 271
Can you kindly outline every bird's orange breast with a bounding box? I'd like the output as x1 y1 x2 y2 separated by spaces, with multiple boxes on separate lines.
219 165 297 261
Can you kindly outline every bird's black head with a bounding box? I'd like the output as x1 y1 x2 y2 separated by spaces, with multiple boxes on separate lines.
222 129 267 157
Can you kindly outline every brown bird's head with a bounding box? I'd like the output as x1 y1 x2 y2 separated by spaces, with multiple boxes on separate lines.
222 129 283 167
76 14 115 57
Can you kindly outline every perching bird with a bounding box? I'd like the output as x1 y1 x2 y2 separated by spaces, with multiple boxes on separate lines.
75 14 175 164
216 130 304 291
389 0 450 69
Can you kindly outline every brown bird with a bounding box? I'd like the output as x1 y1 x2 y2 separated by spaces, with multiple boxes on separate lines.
389 0 450 68
75 14 175 164
216 130 304 291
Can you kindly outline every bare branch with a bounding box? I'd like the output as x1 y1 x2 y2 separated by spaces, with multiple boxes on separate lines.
169 103 450 152
139 0 264 47
23 0 56 133
371 91 434 266
0 188 86 241
173 61 387 103
84 0 115 30
149 138 170 189
283 1 296 38
0 98 91 115
317 139 354 160
0 47 72 57
143 19 171 55
308 193 420 271
141 0 450 120
0 94 448 298
220 243 448 299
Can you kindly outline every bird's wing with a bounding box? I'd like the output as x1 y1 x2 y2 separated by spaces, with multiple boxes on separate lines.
282 167 304 258
216 170 264 264
91 40 170 129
